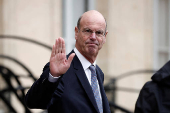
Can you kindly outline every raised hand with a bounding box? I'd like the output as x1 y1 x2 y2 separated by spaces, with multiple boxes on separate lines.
50 37 75 77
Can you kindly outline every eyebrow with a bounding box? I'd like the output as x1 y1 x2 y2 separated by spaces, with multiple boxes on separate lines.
83 27 104 31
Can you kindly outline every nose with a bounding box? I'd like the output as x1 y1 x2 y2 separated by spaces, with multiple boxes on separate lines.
90 32 97 40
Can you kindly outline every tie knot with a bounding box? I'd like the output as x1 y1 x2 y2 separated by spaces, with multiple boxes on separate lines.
89 65 96 72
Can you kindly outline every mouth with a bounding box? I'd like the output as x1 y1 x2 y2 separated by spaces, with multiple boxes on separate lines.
88 43 97 46
86 42 98 46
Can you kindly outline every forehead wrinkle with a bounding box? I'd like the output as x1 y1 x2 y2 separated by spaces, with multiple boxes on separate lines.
82 23 105 31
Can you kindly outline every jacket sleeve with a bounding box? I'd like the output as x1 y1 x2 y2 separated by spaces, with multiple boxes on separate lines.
134 82 158 113
25 62 58 109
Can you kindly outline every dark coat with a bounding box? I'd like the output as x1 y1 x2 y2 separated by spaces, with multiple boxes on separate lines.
25 51 111 113
135 61 170 113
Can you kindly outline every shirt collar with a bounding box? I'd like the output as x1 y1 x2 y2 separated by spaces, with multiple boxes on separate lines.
74 48 96 71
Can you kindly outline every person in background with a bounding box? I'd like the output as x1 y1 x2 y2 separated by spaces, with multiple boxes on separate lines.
25 10 111 113
135 60 170 113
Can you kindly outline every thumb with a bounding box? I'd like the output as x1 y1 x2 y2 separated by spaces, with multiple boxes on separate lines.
67 53 75 65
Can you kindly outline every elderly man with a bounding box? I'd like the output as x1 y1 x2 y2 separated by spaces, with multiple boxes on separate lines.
25 10 110 113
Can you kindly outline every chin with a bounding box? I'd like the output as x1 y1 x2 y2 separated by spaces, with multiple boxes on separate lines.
88 49 98 55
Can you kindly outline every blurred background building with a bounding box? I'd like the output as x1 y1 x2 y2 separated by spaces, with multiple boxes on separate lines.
0 0 169 113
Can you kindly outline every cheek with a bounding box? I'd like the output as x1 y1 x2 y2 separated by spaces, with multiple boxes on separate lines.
98 38 104 45
78 36 86 46
81 37 88 44
98 39 106 49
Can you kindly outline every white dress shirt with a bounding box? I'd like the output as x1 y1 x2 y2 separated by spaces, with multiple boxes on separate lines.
73 48 96 85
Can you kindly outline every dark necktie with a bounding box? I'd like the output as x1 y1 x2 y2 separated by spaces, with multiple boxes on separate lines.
89 65 103 113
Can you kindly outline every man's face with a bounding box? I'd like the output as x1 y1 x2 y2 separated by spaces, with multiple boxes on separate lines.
75 14 107 60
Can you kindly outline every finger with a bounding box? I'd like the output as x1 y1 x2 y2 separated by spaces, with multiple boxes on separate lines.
51 45 55 57
61 38 65 54
55 38 59 54
67 53 75 65
58 37 62 53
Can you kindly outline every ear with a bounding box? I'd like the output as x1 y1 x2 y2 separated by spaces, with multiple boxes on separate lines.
103 30 108 43
75 27 79 40
104 30 108 37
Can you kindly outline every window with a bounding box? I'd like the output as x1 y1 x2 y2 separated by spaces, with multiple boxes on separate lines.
62 0 95 53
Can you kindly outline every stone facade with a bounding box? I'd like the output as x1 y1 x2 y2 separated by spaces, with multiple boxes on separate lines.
0 0 62 112
97 0 153 111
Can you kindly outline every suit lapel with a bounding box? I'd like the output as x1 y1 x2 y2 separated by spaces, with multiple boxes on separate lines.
73 55 100 113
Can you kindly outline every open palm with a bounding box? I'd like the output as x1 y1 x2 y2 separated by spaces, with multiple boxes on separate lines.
50 37 75 77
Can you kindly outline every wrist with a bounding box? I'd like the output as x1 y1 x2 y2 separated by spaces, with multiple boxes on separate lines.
50 71 61 77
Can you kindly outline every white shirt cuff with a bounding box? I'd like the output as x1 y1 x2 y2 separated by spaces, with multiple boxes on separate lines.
48 73 60 83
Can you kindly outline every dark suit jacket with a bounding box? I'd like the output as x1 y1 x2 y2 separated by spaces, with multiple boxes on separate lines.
25 51 111 113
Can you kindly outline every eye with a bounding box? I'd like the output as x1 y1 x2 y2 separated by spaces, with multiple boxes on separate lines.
96 31 103 35
85 29 92 33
